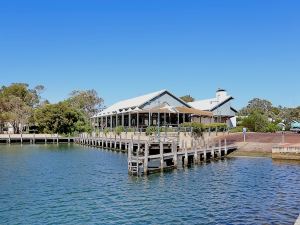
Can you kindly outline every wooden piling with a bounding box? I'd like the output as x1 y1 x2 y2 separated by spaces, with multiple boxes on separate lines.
160 142 164 170
144 142 149 174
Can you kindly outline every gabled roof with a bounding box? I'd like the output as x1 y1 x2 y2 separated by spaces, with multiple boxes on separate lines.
189 96 234 111
96 90 166 117
230 107 238 113
95 89 190 117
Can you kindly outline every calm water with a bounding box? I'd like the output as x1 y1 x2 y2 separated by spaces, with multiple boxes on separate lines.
0 145 299 225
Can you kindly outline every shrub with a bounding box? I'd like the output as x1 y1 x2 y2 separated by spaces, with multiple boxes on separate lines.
264 123 280 133
242 111 269 132
146 126 158 136
229 126 244 133
103 128 110 136
204 123 227 131
114 126 125 136
126 127 135 132
181 122 205 137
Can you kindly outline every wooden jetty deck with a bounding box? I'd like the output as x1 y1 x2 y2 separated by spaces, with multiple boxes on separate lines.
74 133 237 175
0 134 74 144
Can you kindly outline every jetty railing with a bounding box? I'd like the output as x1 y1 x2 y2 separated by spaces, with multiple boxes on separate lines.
75 132 237 176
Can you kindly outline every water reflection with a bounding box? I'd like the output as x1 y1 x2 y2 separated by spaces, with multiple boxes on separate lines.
0 145 299 225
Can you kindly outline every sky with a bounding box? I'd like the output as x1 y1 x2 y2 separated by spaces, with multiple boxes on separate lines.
0 0 299 109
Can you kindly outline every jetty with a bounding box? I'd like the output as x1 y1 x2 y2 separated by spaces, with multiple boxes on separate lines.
0 134 74 144
272 144 300 160
75 131 237 175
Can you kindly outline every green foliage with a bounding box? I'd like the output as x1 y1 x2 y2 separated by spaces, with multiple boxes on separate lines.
145 126 174 136
238 98 300 128
0 83 44 133
241 110 280 133
114 126 125 136
34 102 91 135
180 95 195 103
67 89 103 118
241 111 268 132
181 122 205 137
204 123 227 130
229 126 244 133
146 126 158 136
103 128 110 136
126 128 135 132
181 122 228 136
265 123 280 133
239 98 274 116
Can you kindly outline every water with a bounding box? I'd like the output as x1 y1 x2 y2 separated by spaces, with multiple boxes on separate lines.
0 145 299 225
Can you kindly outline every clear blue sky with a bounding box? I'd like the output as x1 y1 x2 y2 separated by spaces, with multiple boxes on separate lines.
1 0 299 109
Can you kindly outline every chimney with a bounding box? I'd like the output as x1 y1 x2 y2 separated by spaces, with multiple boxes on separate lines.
216 88 227 100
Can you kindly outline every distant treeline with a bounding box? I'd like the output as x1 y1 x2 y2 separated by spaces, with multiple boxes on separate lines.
1 84 299 134
0 83 103 134
236 98 300 132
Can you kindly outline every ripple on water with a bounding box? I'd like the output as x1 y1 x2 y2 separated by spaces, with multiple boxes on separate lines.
0 145 299 225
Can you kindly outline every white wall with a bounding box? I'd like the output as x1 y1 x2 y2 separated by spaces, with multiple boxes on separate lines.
212 100 235 117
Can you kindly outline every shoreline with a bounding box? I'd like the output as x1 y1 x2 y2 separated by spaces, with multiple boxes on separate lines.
222 133 300 160
228 151 271 158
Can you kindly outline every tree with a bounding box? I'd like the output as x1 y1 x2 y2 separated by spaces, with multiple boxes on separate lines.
34 102 91 134
180 95 195 103
238 98 282 121
4 96 32 133
0 83 44 133
242 110 269 132
67 89 103 118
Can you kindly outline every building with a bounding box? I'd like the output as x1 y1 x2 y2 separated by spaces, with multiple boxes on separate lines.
92 90 213 130
189 89 237 128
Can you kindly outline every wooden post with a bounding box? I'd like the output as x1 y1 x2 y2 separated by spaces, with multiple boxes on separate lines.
144 142 149 174
128 141 132 171
172 141 178 167
137 131 141 153
194 150 198 164
211 143 214 159
184 141 188 166
110 134 112 149
160 142 164 171
224 139 228 155
219 139 222 157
